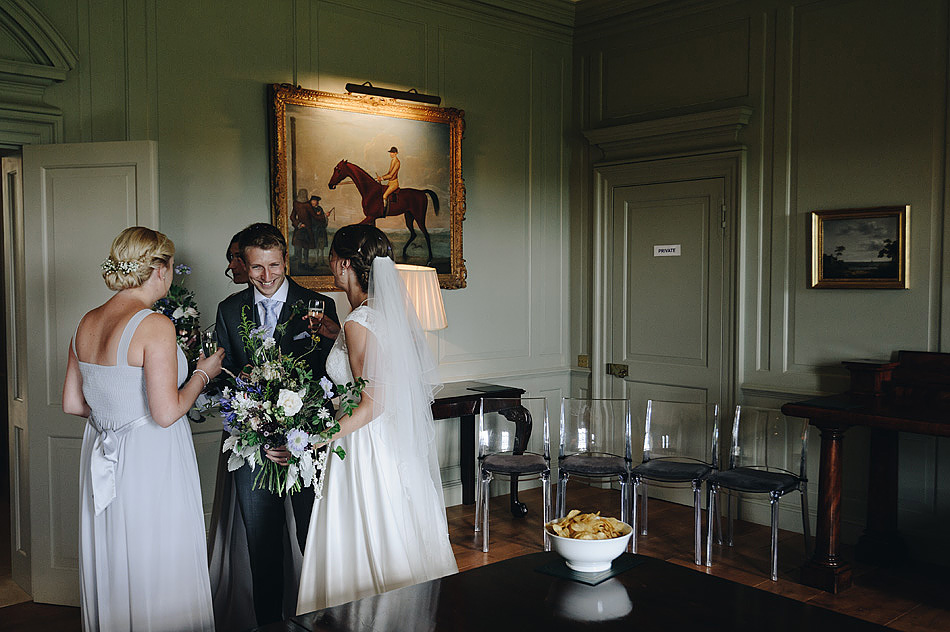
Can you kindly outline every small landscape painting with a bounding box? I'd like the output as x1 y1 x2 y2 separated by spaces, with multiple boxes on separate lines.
811 206 909 289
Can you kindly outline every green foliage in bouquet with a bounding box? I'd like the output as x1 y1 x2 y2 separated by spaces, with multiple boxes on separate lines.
216 304 364 496
152 263 201 366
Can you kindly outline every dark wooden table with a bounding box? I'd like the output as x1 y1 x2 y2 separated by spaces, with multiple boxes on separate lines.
431 380 526 509
782 392 950 593
255 552 889 631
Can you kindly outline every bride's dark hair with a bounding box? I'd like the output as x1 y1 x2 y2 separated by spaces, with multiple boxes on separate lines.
331 224 394 292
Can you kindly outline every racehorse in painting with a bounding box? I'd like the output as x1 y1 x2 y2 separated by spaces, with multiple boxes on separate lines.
327 159 440 264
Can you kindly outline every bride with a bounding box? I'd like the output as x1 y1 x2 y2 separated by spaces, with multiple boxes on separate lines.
296 224 458 613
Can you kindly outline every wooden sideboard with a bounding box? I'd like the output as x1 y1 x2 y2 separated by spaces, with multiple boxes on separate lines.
782 351 950 593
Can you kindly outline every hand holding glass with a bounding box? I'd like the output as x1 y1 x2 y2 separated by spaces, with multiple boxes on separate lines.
307 299 325 331
201 327 217 358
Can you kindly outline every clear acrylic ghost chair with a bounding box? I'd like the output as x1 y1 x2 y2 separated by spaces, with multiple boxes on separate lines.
474 397 551 553
555 398 634 527
706 406 809 581
631 400 720 566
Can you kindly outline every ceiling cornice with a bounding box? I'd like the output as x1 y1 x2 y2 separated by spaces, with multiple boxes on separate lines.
409 0 575 41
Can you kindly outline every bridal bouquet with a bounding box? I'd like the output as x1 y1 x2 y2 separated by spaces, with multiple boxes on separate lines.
152 263 201 366
216 305 364 496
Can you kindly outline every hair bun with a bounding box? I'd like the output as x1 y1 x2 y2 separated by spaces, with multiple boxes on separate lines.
102 226 175 291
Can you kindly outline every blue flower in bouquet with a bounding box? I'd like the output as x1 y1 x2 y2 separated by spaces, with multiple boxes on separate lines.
285 428 310 457
152 262 201 365
208 305 365 497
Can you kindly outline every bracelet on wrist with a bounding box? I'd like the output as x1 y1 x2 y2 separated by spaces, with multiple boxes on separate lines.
193 368 210 387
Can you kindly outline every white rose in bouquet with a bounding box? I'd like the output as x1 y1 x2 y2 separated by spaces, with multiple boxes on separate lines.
277 388 304 417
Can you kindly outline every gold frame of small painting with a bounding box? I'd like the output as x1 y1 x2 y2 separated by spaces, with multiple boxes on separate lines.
811 205 909 289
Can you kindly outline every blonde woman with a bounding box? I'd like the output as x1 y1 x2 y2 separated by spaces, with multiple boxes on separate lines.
63 226 224 631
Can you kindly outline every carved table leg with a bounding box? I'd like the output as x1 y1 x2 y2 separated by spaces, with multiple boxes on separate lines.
500 405 532 517
801 423 853 593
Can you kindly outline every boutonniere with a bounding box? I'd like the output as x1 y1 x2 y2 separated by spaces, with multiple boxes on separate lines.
274 300 313 336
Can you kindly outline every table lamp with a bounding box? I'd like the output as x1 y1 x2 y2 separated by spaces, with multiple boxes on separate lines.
395 264 447 331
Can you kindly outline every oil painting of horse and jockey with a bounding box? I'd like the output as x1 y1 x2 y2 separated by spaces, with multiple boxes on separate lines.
270 84 467 290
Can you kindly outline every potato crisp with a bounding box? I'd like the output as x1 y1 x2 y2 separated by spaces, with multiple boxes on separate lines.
547 510 628 540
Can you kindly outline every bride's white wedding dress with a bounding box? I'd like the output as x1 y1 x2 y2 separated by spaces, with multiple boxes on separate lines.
296 304 458 613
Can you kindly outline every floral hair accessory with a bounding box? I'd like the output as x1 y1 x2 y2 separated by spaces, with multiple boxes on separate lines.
101 257 141 274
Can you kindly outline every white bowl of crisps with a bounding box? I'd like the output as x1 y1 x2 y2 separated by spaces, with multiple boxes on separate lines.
545 510 633 573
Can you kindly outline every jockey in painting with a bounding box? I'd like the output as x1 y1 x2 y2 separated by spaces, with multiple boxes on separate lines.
376 146 400 216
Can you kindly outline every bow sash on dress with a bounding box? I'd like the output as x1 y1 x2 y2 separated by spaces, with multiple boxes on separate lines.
87 414 150 515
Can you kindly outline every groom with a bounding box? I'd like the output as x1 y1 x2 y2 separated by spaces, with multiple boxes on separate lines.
215 222 339 626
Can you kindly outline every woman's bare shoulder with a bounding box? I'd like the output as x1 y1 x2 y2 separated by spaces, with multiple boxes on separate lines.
135 310 175 339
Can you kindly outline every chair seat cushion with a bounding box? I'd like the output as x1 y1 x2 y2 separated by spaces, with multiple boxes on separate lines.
709 468 800 495
482 453 548 475
558 454 627 476
632 459 711 483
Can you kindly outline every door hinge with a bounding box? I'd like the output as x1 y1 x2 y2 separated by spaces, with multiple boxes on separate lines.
720 200 727 229
606 363 629 378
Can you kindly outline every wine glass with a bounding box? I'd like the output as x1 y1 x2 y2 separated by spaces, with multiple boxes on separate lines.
200 326 217 358
307 299 325 331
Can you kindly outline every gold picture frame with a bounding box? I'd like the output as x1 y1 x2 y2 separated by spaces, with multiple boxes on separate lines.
269 83 467 290
811 205 909 289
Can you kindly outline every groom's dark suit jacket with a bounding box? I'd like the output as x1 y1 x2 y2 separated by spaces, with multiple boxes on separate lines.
215 277 338 380
213 277 337 626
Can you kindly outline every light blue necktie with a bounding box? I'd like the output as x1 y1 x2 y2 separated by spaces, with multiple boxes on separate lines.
261 298 280 338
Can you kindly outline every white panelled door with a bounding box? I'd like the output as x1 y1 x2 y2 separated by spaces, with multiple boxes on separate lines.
594 155 738 506
609 176 729 411
17 141 158 605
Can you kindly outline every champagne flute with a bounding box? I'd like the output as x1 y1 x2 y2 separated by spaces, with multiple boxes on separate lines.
201 326 217 358
308 299 325 331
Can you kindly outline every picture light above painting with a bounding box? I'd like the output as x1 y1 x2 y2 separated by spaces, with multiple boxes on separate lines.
811 205 909 289
269 83 467 291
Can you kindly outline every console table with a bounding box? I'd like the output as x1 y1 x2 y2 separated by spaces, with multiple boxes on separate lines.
431 381 528 513
782 351 950 593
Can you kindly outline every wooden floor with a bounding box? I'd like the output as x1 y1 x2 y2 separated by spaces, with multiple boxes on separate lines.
2 483 950 631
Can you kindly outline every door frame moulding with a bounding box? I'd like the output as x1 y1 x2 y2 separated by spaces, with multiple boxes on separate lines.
0 0 74 146
0 0 77 114
0 0 75 597
583 106 752 163
585 107 751 400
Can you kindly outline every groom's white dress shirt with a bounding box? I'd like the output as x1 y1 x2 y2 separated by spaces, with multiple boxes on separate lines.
254 278 289 337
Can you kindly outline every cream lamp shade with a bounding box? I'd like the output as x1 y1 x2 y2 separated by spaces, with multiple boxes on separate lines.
395 264 447 331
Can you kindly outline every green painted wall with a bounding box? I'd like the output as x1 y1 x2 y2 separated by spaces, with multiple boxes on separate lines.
24 0 574 390
3 0 574 507
573 0 950 562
